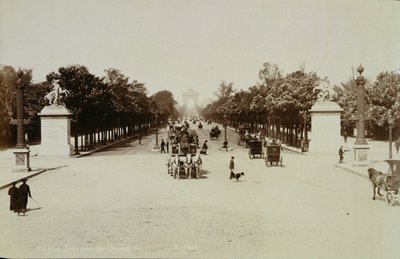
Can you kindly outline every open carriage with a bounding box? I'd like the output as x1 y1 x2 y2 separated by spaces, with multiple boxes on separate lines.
248 140 263 159
209 127 221 140
264 143 283 167
368 160 400 205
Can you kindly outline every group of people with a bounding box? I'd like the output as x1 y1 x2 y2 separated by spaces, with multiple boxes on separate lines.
8 178 32 216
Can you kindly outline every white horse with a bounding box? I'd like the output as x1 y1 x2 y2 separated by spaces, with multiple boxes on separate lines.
172 155 191 179
188 153 202 179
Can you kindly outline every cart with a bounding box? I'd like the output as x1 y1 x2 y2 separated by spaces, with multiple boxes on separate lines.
384 160 400 206
265 144 282 167
248 140 263 159
209 127 220 140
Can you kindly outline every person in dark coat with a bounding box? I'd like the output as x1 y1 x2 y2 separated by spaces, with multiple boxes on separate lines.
200 140 208 155
8 182 20 213
339 146 344 163
160 139 166 153
18 178 32 215
229 156 235 179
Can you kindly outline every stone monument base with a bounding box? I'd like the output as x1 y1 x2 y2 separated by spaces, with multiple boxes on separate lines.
13 148 31 172
38 105 73 156
353 144 369 166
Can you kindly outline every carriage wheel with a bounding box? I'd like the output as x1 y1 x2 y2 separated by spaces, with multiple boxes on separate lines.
386 192 396 206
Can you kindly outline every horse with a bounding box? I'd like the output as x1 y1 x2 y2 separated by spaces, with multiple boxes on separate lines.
166 155 176 176
191 153 202 179
368 168 390 200
173 155 190 179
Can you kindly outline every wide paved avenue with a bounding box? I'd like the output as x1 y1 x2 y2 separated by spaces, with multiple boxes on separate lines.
1 122 400 258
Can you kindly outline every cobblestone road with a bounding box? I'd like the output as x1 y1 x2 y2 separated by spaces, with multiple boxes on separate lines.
1 123 400 258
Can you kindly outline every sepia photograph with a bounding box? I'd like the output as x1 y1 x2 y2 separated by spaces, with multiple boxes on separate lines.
1 0 400 258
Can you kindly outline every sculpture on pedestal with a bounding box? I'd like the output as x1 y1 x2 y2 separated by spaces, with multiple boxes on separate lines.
44 80 70 106
39 80 73 156
313 81 336 102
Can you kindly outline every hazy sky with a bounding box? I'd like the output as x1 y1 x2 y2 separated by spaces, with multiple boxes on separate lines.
1 0 399 105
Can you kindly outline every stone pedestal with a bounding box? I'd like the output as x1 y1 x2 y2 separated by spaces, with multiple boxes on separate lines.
38 105 73 156
309 101 342 154
353 144 369 166
13 148 31 172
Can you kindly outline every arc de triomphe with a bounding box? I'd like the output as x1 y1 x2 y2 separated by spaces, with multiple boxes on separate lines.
182 88 199 107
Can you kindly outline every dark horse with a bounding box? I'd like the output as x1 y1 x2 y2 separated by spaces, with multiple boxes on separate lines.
368 168 390 200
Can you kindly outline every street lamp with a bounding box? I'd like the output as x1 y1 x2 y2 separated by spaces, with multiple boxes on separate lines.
13 69 31 172
388 116 394 159
223 114 228 142
353 65 369 166
355 65 367 145
154 114 160 149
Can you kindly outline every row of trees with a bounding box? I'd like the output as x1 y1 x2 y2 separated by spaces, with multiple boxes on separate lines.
0 65 179 150
201 63 400 147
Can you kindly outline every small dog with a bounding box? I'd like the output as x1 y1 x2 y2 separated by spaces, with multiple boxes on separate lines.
231 172 244 181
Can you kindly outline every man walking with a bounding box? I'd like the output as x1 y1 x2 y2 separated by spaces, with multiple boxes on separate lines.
229 156 235 179
18 179 32 215
8 182 20 213
160 139 166 153
339 146 344 163
166 139 170 153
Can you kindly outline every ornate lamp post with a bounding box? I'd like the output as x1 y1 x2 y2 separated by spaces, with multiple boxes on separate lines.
223 114 228 142
154 114 160 149
353 65 369 166
355 65 367 145
388 116 394 159
13 70 31 172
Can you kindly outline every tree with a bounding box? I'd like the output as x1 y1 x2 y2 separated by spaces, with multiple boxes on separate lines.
367 71 400 138
151 90 178 123
0 66 16 146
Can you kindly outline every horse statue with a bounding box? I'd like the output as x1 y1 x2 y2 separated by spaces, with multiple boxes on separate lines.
44 81 70 106
313 81 336 102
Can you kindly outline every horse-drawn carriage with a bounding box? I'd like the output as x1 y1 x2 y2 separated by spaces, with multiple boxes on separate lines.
237 127 257 147
167 153 202 179
248 140 263 159
368 159 400 205
209 127 221 140
166 126 202 179
265 143 283 167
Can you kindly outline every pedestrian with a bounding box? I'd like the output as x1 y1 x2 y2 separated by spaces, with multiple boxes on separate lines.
138 134 142 145
8 182 20 213
166 139 170 153
200 140 208 155
18 178 32 215
160 139 166 153
343 130 348 143
229 156 235 179
223 140 228 151
300 138 305 153
339 146 344 163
